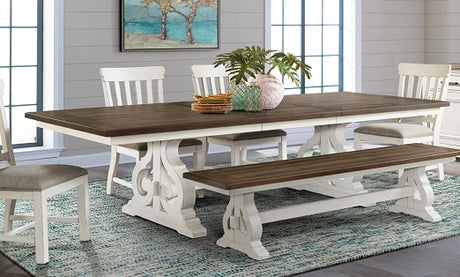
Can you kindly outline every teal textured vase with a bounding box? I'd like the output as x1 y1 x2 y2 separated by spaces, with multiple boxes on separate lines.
244 85 263 112
228 81 246 111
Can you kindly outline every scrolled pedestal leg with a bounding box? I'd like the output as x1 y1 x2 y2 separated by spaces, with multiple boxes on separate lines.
389 167 441 222
122 140 207 238
216 193 269 260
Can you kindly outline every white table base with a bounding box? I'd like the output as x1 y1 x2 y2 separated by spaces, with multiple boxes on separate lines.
293 124 366 196
122 140 207 238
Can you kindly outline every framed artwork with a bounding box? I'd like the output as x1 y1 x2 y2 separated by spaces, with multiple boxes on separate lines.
121 0 219 51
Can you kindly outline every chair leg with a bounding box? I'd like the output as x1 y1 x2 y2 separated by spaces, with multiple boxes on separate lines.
196 139 209 170
279 136 287 160
192 146 200 170
230 144 241 166
193 144 206 199
193 141 207 170
354 133 363 150
241 146 248 164
3 199 16 233
33 192 49 264
352 134 364 183
106 146 120 195
78 178 91 241
437 163 445 181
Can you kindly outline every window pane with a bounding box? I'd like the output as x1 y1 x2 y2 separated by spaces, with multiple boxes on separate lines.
305 57 322 87
0 68 10 105
305 26 322 55
12 0 37 27
305 87 322 94
0 0 10 26
323 56 339 85
323 86 339 93
270 0 283 25
305 0 322 24
0 29 9 66
11 28 37 66
283 26 301 56
11 105 37 144
270 26 283 51
323 0 339 24
285 88 301 95
323 26 339 55
12 67 37 105
284 0 302 25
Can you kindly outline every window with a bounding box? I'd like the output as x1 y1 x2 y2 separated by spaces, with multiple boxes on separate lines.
268 0 343 94
0 0 43 148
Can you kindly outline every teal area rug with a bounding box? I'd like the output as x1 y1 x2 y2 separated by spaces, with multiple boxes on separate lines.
0 171 458 276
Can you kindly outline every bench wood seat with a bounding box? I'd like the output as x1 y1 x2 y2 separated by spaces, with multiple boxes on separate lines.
184 144 460 260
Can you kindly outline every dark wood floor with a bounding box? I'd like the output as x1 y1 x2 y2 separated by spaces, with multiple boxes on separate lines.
1 153 459 277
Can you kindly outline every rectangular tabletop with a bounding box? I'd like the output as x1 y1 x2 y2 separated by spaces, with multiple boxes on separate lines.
26 92 448 144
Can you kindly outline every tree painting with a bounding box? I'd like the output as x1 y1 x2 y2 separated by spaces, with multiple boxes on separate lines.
142 0 173 40
122 0 219 50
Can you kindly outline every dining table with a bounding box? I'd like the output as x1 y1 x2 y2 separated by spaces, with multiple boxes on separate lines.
25 92 449 238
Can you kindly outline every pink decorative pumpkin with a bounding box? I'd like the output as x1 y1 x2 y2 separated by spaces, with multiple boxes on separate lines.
254 74 285 110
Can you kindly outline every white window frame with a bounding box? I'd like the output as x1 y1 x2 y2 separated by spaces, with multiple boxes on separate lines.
15 0 64 162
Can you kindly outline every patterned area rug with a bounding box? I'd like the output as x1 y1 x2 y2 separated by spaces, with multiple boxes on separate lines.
0 170 458 276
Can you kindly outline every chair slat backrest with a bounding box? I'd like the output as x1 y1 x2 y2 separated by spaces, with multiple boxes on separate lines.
398 63 451 101
0 79 16 167
397 63 451 137
191 65 229 97
100 66 166 106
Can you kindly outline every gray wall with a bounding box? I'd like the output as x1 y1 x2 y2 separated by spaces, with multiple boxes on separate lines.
361 0 425 95
425 0 460 63
62 0 265 156
361 0 460 95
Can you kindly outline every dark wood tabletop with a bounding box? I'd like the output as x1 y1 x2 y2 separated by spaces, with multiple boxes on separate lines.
25 92 449 137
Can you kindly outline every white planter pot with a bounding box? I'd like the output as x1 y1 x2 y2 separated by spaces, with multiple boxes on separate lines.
254 74 285 110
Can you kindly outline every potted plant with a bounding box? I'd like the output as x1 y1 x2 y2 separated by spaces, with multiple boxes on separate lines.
213 45 312 110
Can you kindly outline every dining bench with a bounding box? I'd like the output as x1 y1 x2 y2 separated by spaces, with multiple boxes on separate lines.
183 143 460 260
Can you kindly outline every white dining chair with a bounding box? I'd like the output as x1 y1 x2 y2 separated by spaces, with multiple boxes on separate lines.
354 63 451 180
0 79 90 264
191 64 287 166
100 66 204 195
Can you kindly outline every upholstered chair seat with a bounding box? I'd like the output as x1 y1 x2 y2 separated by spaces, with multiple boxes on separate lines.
0 165 87 191
354 123 433 139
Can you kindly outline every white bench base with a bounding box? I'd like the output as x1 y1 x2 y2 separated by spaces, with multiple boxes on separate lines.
217 167 440 260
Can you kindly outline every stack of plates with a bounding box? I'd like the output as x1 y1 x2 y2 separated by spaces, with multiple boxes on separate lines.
191 94 233 114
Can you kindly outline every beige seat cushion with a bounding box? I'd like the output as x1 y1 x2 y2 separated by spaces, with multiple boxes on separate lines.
218 129 287 141
121 139 202 151
354 123 433 139
0 164 88 191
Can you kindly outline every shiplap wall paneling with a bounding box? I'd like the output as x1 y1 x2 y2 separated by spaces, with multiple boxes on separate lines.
425 0 460 63
361 0 425 95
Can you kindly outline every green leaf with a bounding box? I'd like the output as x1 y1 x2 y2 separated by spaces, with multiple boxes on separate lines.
214 45 312 86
